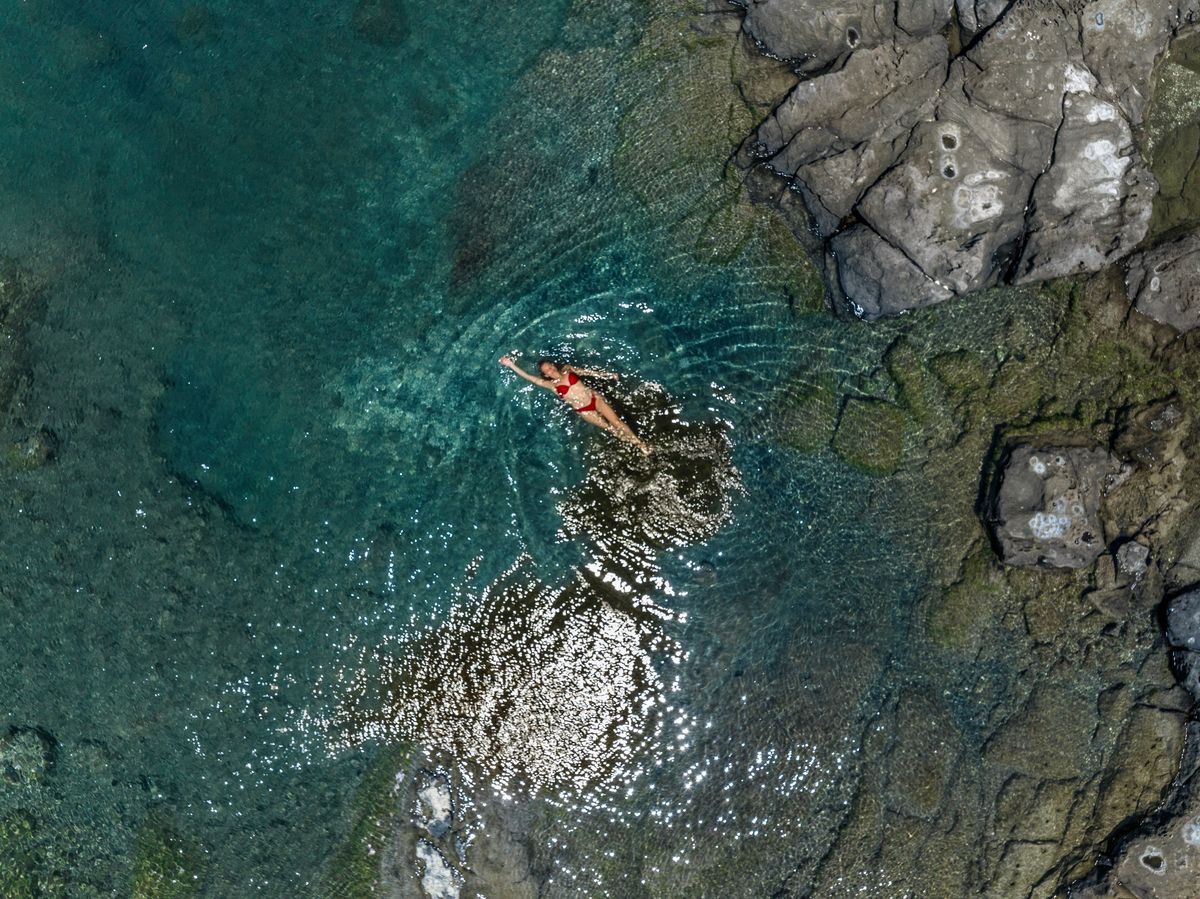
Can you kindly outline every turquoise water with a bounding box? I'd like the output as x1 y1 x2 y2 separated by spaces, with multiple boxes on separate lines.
0 0 939 894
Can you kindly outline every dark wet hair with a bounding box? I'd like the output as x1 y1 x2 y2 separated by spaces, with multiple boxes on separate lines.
537 358 562 374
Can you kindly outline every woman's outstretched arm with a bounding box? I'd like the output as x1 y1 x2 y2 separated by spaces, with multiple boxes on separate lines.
564 364 618 380
499 355 554 388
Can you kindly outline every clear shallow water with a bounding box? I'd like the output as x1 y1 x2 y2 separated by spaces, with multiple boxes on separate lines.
0 0 939 894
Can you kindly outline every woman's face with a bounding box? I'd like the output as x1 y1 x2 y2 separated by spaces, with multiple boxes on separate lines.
539 362 561 380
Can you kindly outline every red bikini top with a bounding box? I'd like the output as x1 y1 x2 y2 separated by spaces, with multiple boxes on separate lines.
555 371 578 396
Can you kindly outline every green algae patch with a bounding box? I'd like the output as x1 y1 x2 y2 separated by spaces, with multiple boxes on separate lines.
833 397 907 474
0 810 38 898
129 818 204 899
689 184 758 265
884 690 959 819
319 746 410 898
983 359 1047 423
923 547 1005 652
884 337 928 421
776 376 838 452
930 348 992 396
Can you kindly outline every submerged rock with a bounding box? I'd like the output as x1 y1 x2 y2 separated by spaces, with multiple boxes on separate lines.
1126 231 1200 333
5 428 58 471
736 0 1197 317
832 397 907 475
351 0 409 46
989 444 1122 569
0 727 56 785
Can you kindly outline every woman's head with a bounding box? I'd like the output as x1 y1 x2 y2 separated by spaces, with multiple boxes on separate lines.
538 359 562 379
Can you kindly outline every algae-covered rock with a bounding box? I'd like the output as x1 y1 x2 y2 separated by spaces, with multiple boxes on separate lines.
775 378 838 452
0 810 38 896
351 0 409 46
884 338 928 420
985 681 1097 779
4 429 58 472
0 259 44 416
924 549 1003 652
884 691 958 819
1145 32 1200 240
930 349 991 395
174 6 220 47
130 818 204 899
832 397 906 474
0 726 55 785
985 359 1047 423
321 747 408 898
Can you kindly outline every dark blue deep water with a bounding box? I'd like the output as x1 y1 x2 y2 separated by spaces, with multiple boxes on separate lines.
0 0 947 894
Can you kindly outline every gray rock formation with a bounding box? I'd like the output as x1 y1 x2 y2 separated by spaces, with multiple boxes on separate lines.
739 0 952 74
1117 539 1152 581
1167 588 1200 693
1126 231 1200 332
1074 591 1200 899
989 444 1123 568
737 0 1200 318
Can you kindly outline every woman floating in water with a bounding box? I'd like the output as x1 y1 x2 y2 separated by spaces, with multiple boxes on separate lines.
500 355 651 455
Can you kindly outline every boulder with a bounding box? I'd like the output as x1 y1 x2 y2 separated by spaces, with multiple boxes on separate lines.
1167 590 1200 652
749 35 948 236
1126 231 1200 333
1165 591 1200 695
830 225 953 320
735 0 1192 317
1117 540 1151 581
989 444 1122 569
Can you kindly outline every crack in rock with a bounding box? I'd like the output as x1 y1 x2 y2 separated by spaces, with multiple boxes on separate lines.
736 0 1200 319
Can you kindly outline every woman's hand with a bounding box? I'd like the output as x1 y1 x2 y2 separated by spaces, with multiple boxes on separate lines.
499 355 514 367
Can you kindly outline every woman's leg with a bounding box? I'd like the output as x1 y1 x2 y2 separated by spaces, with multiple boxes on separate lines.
587 397 649 452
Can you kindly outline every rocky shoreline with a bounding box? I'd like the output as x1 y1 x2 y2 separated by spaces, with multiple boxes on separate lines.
731 0 1200 895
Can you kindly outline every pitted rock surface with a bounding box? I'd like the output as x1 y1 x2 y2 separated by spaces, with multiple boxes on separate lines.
1126 231 1200 332
737 0 1200 318
990 444 1122 568
1115 820 1200 899
739 0 953 74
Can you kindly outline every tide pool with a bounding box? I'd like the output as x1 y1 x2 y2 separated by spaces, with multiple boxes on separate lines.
0 0 993 894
